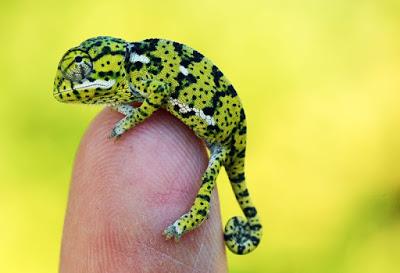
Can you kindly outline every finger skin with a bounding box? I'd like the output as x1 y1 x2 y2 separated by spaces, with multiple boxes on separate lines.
59 108 228 273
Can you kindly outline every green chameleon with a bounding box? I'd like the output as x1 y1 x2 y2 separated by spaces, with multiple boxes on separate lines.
53 36 262 255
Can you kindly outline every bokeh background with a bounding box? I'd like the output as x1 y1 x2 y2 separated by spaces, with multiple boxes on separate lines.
1 0 399 272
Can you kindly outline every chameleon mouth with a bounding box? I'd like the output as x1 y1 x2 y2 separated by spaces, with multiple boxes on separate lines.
56 79 116 94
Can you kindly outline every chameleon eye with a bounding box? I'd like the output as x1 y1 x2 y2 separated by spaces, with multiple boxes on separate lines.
60 49 92 82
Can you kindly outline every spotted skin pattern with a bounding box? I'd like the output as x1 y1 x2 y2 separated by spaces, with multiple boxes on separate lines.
53 36 262 255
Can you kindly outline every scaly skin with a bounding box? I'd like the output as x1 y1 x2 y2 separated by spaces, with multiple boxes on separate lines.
53 36 262 255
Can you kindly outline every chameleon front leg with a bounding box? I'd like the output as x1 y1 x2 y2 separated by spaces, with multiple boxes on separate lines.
110 80 169 138
164 145 228 240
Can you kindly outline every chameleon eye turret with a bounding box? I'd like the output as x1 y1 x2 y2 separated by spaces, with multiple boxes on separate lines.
60 49 92 82
53 36 263 255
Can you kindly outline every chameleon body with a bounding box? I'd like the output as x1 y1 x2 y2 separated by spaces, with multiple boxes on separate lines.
53 36 262 255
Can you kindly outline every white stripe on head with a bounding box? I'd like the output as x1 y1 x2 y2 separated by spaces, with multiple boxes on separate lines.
60 79 115 92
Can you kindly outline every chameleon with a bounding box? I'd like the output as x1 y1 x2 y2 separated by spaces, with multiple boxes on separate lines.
53 36 262 255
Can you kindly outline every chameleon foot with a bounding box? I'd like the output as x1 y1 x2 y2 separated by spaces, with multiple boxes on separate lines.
109 128 122 140
163 222 184 241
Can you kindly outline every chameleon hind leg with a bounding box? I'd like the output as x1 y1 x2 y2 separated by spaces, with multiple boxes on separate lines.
164 145 227 240
224 149 263 254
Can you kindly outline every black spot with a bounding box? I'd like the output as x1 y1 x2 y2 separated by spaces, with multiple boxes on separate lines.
238 126 247 135
230 173 245 183
224 233 233 241
211 65 223 88
132 62 143 70
239 108 246 122
250 236 260 246
180 59 191 67
98 71 113 77
210 91 226 110
174 71 197 92
72 90 81 99
173 42 183 55
236 149 245 158
202 107 214 116
197 209 207 216
243 207 257 218
197 194 210 202
238 189 249 198
170 91 179 99
147 39 159 51
187 73 197 83
102 46 111 54
173 105 180 112
192 50 203 62
237 245 245 255
226 85 237 97
250 224 262 231
74 56 82 63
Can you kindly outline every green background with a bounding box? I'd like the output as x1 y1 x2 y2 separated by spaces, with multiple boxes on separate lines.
1 0 399 272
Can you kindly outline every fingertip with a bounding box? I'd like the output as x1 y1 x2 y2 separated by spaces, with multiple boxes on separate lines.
60 108 227 273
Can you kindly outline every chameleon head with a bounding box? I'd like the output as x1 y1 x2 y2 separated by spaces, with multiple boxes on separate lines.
53 36 131 104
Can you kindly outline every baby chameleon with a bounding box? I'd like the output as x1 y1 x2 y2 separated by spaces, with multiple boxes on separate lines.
53 36 262 255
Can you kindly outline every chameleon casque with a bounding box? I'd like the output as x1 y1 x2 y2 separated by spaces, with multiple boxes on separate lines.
53 36 262 255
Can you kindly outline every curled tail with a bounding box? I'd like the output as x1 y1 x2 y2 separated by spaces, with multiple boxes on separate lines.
223 120 262 254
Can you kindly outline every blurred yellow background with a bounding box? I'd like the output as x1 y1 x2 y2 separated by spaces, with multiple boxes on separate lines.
1 0 399 272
